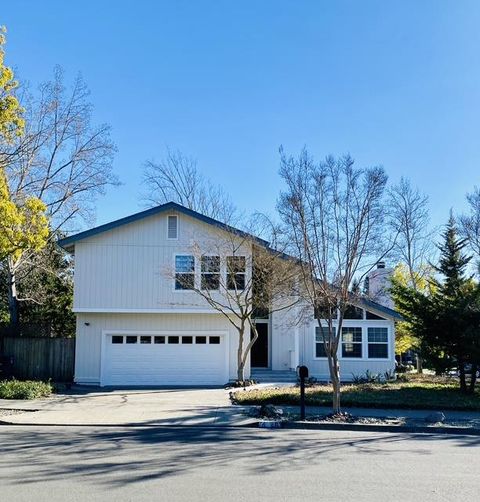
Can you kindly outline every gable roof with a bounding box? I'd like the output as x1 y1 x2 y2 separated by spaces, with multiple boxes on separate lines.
57 201 269 252
357 297 403 321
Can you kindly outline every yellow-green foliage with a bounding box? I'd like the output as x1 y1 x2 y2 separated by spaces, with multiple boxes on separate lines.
0 171 49 262
0 26 24 143
391 264 434 355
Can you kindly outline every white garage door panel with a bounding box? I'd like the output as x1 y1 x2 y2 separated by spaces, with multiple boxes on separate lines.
102 334 228 386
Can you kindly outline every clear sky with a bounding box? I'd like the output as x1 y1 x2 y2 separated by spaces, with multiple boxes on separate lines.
2 1 480 230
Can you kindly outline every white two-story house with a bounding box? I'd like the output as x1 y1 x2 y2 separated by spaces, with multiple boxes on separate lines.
59 201 401 387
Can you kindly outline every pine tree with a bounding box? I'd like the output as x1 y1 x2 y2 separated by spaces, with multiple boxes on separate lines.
392 216 480 393
434 215 472 297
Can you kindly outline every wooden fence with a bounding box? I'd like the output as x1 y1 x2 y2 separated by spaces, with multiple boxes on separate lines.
0 337 75 382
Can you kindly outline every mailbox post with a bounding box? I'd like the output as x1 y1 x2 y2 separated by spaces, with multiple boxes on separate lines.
297 365 309 420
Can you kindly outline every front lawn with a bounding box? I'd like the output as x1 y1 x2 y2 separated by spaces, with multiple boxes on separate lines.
232 374 480 411
0 379 53 399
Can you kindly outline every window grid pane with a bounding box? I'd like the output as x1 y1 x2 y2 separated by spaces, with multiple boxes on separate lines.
341 327 362 342
227 256 246 291
368 328 388 343
201 256 220 273
368 344 388 358
315 326 334 358
175 255 195 273
368 327 388 359
341 327 362 358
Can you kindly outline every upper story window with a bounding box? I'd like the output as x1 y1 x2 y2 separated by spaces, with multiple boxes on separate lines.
341 327 362 358
227 256 246 290
368 327 388 358
365 310 386 320
175 255 195 290
343 305 364 319
314 303 338 320
167 215 178 239
201 256 220 290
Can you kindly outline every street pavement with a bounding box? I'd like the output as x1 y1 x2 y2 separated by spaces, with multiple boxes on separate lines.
0 425 478 501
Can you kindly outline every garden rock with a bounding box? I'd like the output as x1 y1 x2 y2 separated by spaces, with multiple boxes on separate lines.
425 412 446 423
260 404 284 419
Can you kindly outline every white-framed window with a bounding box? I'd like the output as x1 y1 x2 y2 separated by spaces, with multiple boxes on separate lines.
368 327 389 358
201 255 220 290
227 256 246 290
167 215 178 239
341 327 362 358
175 255 195 290
315 325 334 358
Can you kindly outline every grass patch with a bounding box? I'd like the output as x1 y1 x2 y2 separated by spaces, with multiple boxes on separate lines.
233 374 480 411
0 379 53 399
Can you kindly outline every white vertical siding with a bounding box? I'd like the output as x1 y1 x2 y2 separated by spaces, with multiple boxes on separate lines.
73 211 252 312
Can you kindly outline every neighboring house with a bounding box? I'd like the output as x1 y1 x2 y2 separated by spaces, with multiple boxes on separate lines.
59 201 401 386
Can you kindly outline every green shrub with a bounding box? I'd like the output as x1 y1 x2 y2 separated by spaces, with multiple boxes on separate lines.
0 379 53 399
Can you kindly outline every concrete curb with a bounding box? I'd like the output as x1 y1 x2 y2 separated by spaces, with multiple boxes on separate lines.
0 420 256 428
5 419 477 436
280 421 480 436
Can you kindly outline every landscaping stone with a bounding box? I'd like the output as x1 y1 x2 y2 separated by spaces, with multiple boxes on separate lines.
260 404 284 419
425 412 446 423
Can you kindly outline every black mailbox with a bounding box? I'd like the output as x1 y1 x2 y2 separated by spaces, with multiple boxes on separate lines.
297 365 309 379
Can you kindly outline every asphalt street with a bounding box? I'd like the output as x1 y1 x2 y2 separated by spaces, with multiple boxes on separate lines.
0 425 478 501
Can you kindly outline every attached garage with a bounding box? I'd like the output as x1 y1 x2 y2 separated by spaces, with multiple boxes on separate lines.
100 331 229 386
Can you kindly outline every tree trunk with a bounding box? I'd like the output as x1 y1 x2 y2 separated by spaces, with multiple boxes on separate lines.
468 364 477 394
328 353 341 414
7 262 20 334
458 361 467 393
416 354 423 374
237 326 245 381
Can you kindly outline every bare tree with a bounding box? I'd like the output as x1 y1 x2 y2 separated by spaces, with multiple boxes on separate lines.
167 217 299 381
277 147 395 413
460 186 480 268
389 177 434 289
3 67 118 327
142 148 238 223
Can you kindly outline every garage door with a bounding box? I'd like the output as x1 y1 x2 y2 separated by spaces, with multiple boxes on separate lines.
101 333 228 386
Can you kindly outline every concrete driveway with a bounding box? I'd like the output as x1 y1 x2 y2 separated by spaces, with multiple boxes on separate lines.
0 387 252 426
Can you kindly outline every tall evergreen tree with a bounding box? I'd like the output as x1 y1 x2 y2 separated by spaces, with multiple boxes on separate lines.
392 216 480 393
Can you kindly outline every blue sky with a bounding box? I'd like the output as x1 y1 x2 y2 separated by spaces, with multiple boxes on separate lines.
3 1 480 230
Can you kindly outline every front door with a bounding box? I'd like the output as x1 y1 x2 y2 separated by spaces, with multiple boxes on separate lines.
251 323 269 368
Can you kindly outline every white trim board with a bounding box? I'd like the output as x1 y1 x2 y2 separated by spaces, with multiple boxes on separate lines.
73 308 230 314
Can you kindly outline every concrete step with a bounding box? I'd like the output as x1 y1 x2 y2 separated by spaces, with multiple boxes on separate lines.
251 370 297 383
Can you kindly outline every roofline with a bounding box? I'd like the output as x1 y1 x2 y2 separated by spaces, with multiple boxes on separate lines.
57 201 269 251
357 297 403 321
